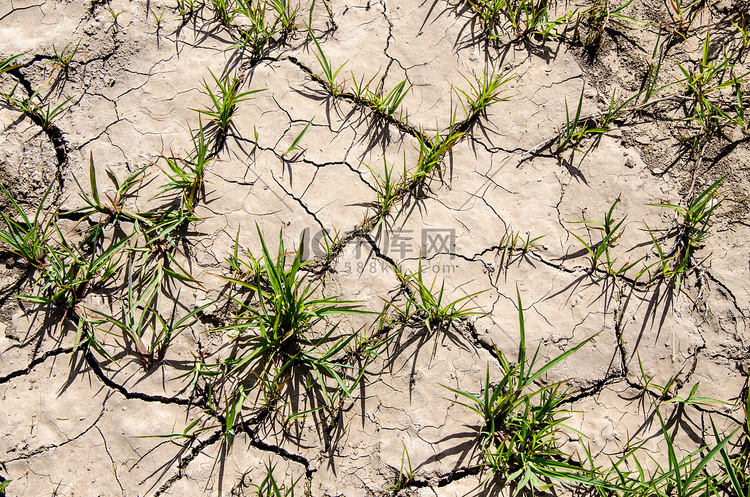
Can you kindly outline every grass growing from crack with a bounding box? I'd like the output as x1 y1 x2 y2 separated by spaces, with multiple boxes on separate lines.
714 390 749 497
6 86 71 131
648 412 734 497
195 70 263 142
248 460 300 497
443 289 599 494
312 228 343 266
504 0 572 41
678 29 749 136
454 66 514 122
233 0 299 55
30 229 129 309
391 257 483 355
50 41 79 75
555 85 606 155
73 152 149 244
645 175 725 287
464 0 506 40
218 228 372 432
577 0 639 52
568 197 642 278
158 121 214 212
387 442 415 492
365 157 406 229
355 78 412 120
585 412 738 497
283 119 312 159
175 0 199 19
496 227 543 269
88 263 209 367
634 355 728 408
664 0 702 39
212 0 237 27
0 182 55 267
413 120 465 182
308 28 346 95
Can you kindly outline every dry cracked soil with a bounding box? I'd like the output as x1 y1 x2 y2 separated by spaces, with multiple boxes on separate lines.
0 0 749 495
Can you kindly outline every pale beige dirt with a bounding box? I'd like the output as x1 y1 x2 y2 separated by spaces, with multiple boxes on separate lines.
0 0 748 496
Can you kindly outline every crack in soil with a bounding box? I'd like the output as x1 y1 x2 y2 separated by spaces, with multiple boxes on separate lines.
0 345 75 385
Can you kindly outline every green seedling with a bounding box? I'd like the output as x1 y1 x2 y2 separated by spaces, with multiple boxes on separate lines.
346 317 397 361
212 0 236 27
387 442 415 492
175 350 223 392
72 152 149 244
465 0 505 40
413 121 465 182
152 289 212 363
253 460 300 497
651 411 734 497
0 182 54 267
504 0 571 41
226 226 263 281
454 66 514 122
600 88 642 128
268 0 299 36
639 34 684 106
151 8 164 30
678 30 749 134
365 157 406 229
50 41 79 75
555 85 606 155
313 228 342 265
664 0 701 38
442 289 600 493
350 71 377 100
7 87 71 131
27 229 130 310
648 175 725 286
88 260 210 366
392 258 484 355
283 119 312 158
581 0 639 50
642 223 680 284
733 82 748 130
635 355 727 407
601 414 736 497
308 28 347 95
221 389 244 447
0 52 25 76
714 418 750 497
568 197 641 277
219 228 369 406
369 78 411 119
159 121 214 212
195 70 263 140
233 0 279 54
175 0 198 18
138 207 201 249
107 7 123 26
130 219 203 286
497 227 543 268
733 18 750 54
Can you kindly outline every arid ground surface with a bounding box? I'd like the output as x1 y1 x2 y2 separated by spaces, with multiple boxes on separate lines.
0 0 749 495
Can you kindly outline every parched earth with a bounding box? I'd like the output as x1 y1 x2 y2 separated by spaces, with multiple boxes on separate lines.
0 0 749 495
